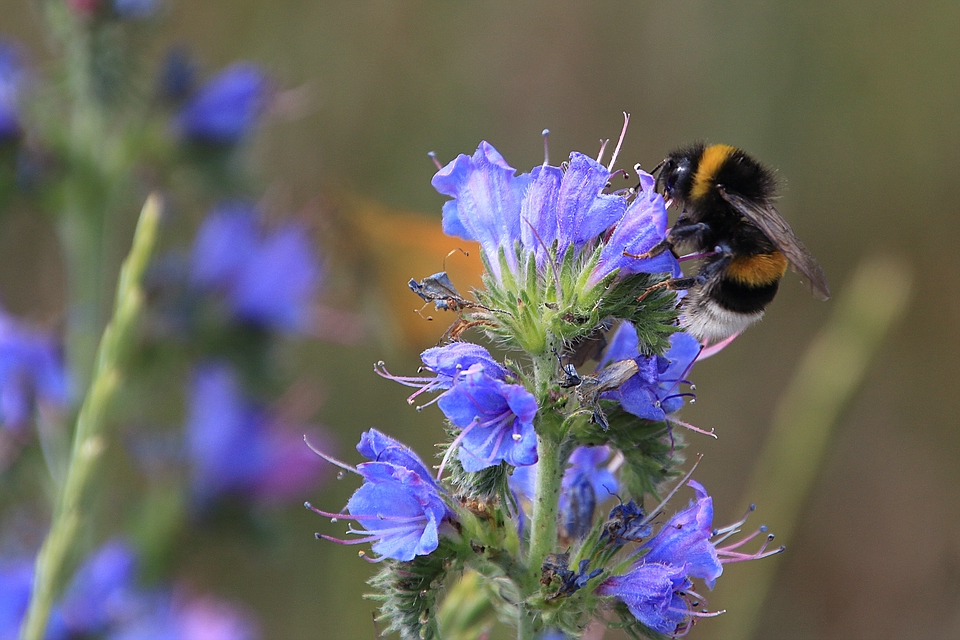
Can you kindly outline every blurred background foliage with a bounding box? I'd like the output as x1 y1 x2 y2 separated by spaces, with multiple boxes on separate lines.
0 0 957 639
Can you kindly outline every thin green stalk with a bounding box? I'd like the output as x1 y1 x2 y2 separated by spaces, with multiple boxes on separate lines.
20 196 162 640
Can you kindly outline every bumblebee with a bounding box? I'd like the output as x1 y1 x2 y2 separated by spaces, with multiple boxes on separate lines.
638 143 830 344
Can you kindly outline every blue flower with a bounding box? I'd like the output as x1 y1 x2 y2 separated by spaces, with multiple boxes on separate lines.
190 203 320 332
308 429 452 562
176 64 268 145
438 364 538 472
597 562 693 635
185 363 327 504
375 342 509 406
0 41 25 142
112 0 156 19
0 311 69 432
597 322 701 422
511 445 618 539
356 428 438 489
638 480 722 588
597 480 783 636
432 140 679 283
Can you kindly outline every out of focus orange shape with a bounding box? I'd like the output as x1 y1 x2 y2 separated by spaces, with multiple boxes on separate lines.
346 196 483 349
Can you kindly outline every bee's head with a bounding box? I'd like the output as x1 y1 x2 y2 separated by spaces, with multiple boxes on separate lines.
654 148 699 202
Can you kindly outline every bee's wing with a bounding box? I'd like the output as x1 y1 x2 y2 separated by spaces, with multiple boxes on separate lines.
719 189 831 300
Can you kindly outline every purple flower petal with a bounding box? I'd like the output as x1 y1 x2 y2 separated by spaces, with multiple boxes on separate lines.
356 428 436 488
433 142 530 280
519 164 563 264
420 342 508 383
590 172 681 286
347 462 450 561
556 153 625 247
0 41 25 141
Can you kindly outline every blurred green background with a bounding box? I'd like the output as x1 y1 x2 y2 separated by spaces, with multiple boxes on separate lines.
4 0 959 638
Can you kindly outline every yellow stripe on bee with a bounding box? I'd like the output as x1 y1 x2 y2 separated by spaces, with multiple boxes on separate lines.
690 144 736 200
726 251 788 286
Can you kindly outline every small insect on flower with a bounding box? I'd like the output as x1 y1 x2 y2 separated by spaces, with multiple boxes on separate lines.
628 144 830 346
408 270 503 324
573 359 639 430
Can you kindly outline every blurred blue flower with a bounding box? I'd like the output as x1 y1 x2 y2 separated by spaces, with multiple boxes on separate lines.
438 364 538 472
59 539 140 634
190 202 320 332
112 0 156 19
0 542 258 640
597 480 783 636
432 140 679 283
0 311 69 432
185 363 327 504
176 64 268 145
109 594 259 640
0 41 25 142
511 445 617 539
158 48 196 102
597 322 700 422
0 558 35 640
309 429 452 562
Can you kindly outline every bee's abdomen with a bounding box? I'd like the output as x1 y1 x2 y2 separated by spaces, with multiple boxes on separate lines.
712 252 787 314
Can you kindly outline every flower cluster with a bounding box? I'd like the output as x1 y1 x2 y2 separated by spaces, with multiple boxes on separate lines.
427 137 682 356
598 480 783 636
434 141 679 286
306 130 784 640
190 202 321 333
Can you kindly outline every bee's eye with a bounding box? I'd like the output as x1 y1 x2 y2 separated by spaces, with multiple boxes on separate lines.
665 173 678 194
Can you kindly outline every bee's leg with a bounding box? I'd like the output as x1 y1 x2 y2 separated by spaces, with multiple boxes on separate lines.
624 219 709 261
624 236 672 261
664 246 734 292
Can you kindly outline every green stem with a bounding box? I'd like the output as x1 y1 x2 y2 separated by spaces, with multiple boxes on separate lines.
20 196 162 640
515 347 567 639
527 433 563 580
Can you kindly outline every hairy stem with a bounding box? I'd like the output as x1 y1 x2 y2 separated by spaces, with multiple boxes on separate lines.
20 196 161 640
